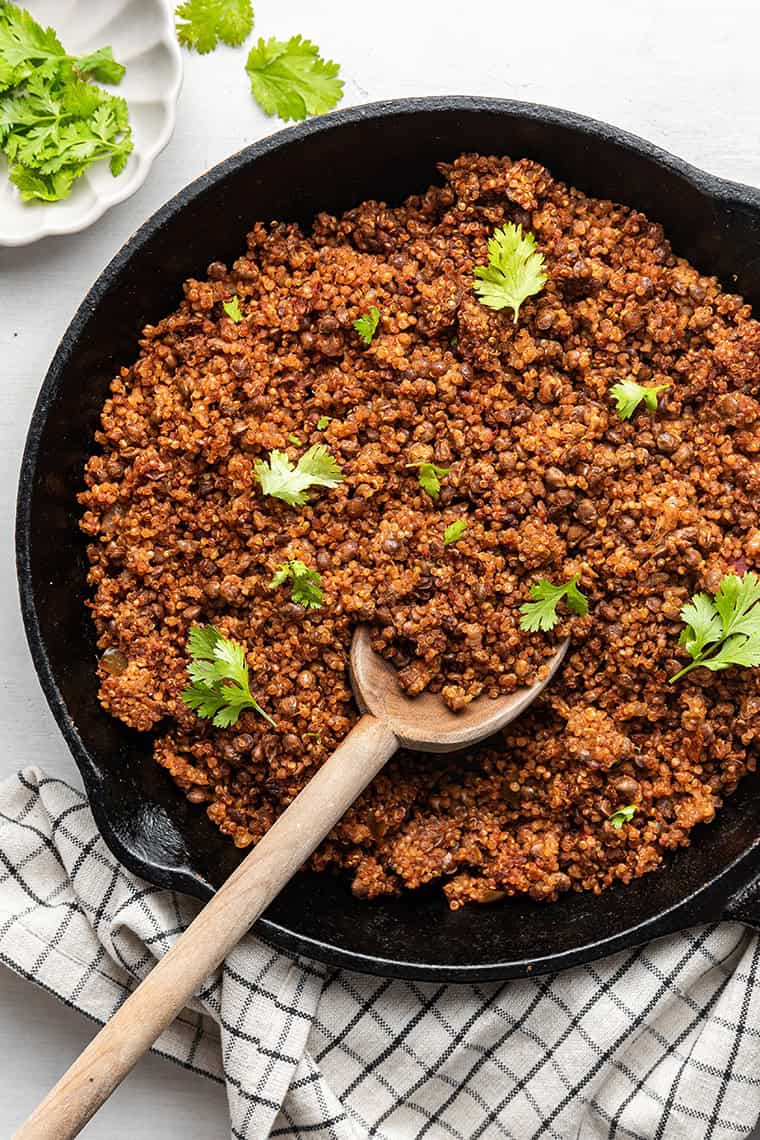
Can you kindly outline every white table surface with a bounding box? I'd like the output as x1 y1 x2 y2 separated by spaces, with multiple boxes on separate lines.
2 0 760 1135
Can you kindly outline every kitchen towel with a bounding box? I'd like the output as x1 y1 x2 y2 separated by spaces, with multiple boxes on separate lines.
1 768 759 1140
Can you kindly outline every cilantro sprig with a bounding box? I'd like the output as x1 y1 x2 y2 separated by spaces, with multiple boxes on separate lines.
407 461 449 501
254 443 343 507
0 5 125 83
473 223 547 323
609 379 671 421
353 306 380 346
245 34 343 122
608 804 637 830
0 4 132 202
269 560 323 609
519 575 589 632
223 295 244 323
181 625 276 729
670 571 760 682
175 0 254 53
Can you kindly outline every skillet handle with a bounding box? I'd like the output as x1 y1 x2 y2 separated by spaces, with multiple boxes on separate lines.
13 713 398 1140
723 870 760 931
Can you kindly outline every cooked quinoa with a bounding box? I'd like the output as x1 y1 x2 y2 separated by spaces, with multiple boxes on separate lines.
80 153 760 907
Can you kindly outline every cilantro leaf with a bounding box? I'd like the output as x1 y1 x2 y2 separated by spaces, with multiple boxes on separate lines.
269 559 323 609
609 379 671 421
223 295 244 323
714 572 760 639
406 461 449 500
473 223 547 323
708 635 760 670
353 306 380 345
0 7 122 86
608 804 637 830
519 575 589 633
181 624 276 729
444 519 467 546
670 571 760 681
0 58 14 94
678 593 723 659
9 162 82 201
245 34 343 122
187 623 220 660
254 443 344 507
73 46 126 85
0 4 65 76
175 0 254 54
60 78 102 119
182 682 228 722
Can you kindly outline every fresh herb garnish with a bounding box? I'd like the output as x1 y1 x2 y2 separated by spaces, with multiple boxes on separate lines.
608 804 637 830
254 443 343 507
353 306 380 346
287 433 302 446
473 223 547 323
0 4 132 202
443 519 467 546
316 415 332 430
407 461 449 501
223 295 244 323
0 5 125 82
175 0 254 53
519 575 589 632
269 559 323 609
670 571 760 682
181 625 276 729
245 34 343 122
609 379 671 421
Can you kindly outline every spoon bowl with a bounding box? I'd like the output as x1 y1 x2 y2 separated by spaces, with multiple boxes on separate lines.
351 626 569 752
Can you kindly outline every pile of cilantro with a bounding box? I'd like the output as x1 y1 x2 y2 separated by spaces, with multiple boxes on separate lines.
0 2 132 203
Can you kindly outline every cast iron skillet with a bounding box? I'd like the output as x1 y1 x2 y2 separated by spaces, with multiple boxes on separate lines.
15 97 760 981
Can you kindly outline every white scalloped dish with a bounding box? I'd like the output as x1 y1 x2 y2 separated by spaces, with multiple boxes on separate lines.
0 0 182 246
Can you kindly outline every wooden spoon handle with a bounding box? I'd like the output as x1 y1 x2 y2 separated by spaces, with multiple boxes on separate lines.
14 713 398 1140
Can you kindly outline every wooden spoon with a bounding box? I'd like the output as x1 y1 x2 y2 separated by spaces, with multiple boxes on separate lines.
14 629 568 1140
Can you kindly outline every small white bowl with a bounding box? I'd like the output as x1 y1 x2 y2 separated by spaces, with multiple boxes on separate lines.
0 0 182 246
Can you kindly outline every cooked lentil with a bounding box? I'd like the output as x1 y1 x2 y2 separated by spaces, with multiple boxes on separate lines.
80 153 759 907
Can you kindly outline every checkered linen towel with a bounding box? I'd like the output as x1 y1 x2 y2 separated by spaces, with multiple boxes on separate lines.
2 769 760 1140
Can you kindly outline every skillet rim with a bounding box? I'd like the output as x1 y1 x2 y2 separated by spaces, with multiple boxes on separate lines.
15 95 760 980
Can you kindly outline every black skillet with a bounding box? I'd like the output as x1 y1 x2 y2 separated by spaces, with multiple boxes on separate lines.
15 97 760 981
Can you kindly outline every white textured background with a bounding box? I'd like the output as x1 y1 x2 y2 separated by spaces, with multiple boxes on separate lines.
1 0 759 1134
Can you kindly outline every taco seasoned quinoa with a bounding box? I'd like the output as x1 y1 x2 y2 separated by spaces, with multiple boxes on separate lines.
80 153 760 908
